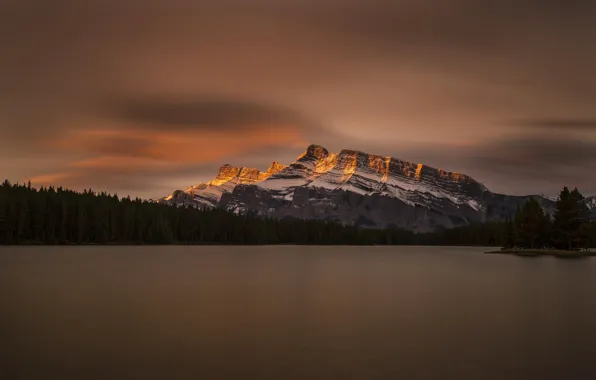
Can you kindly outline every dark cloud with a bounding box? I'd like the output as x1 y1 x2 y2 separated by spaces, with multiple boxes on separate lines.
479 137 596 168
296 0 596 51
465 135 596 194
510 119 596 130
96 95 321 130
88 136 154 157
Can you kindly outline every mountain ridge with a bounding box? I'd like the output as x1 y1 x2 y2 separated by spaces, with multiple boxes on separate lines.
161 144 594 232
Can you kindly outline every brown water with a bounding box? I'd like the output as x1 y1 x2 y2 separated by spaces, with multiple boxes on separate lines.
1 246 596 379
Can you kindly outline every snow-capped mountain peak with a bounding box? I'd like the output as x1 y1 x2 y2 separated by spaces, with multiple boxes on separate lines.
162 144 488 209
160 144 560 231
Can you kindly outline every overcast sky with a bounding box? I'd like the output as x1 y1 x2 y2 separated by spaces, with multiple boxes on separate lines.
1 0 596 198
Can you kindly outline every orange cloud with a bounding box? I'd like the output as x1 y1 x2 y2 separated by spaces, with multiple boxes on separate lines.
44 123 307 163
28 121 309 195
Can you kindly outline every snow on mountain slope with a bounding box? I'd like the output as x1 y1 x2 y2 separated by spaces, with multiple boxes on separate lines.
306 149 487 209
259 144 337 193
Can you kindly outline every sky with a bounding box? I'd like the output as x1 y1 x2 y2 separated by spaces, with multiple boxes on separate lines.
1 0 596 198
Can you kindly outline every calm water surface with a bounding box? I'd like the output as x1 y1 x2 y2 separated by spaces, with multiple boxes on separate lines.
1 246 596 379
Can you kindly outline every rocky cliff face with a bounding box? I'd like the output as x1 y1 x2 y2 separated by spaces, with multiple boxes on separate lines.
161 144 592 232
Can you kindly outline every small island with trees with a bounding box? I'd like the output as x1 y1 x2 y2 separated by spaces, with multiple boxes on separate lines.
486 186 594 258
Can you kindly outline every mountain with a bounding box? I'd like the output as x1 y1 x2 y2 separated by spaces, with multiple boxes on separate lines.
161 144 594 232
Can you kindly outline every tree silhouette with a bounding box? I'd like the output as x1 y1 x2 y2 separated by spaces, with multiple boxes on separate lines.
552 187 590 250
1 180 594 247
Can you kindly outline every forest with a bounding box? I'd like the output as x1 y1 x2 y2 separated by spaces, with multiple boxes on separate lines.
1 180 595 247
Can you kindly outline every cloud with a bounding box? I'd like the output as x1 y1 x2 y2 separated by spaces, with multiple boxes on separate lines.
26 121 311 197
95 95 322 131
509 118 596 130
476 137 596 168
14 94 318 196
2 0 596 197
464 135 596 194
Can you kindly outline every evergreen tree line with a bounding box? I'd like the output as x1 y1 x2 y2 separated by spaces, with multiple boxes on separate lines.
1 180 594 247
503 187 595 251
0 180 414 245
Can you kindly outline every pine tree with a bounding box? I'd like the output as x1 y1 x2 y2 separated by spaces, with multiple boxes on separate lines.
552 187 590 250
504 215 516 248
513 198 550 249
571 188 590 250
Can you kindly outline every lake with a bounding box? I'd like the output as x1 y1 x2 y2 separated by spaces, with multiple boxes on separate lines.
1 246 596 379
